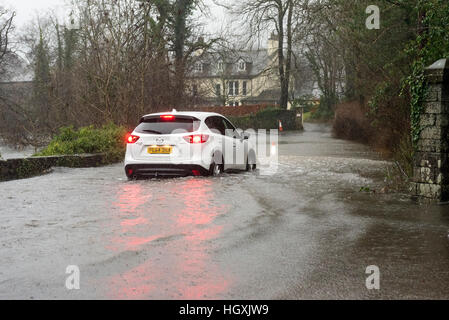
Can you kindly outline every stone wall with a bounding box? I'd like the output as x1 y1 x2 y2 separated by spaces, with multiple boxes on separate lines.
411 58 449 202
0 153 116 182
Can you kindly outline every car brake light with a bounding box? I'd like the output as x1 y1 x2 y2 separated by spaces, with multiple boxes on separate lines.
126 134 140 144
183 134 209 144
160 115 175 120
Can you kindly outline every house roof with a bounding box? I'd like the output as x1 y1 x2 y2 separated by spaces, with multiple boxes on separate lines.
189 49 275 79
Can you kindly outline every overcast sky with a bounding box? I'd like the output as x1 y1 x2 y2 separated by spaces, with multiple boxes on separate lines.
1 0 229 34
1 0 69 27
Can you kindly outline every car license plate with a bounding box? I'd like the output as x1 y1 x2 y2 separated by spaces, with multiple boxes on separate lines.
148 146 173 154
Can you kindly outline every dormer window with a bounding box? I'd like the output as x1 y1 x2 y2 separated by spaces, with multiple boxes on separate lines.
238 60 246 71
194 62 203 72
217 61 224 71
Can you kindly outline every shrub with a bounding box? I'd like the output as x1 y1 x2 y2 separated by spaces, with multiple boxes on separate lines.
35 123 127 161
228 107 299 130
333 101 373 144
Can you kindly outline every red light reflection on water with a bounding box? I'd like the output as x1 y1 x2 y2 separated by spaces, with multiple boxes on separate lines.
105 178 231 299
113 184 151 216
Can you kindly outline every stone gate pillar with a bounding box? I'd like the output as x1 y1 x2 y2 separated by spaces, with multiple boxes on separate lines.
412 58 449 202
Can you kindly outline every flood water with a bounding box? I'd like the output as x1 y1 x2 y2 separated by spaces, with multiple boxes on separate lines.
1 123 448 299
0 143 35 160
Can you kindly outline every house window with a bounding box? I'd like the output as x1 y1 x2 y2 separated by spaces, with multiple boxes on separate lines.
194 62 203 72
242 81 247 96
238 60 246 71
228 101 239 107
228 81 239 96
215 84 221 97
218 61 224 71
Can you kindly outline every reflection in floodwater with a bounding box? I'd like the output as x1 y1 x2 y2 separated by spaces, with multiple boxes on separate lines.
106 178 230 299
113 184 151 232
2 123 449 299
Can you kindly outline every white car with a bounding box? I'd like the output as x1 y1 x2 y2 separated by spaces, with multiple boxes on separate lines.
124 111 257 179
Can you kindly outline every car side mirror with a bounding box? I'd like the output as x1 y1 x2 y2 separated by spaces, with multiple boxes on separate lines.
233 129 243 140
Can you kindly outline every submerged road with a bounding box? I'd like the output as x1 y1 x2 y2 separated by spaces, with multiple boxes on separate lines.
1 123 449 299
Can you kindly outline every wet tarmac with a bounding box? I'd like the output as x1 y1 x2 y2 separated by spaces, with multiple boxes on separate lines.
1 123 448 299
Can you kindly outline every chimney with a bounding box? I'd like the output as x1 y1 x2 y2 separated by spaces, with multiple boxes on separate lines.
267 31 278 57
194 37 205 56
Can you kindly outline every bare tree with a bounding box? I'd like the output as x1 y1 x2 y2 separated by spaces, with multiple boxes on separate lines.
231 0 308 109
0 6 15 80
289 1 345 114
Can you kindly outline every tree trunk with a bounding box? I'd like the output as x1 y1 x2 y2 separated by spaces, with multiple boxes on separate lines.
173 0 190 108
277 4 287 109
283 0 294 110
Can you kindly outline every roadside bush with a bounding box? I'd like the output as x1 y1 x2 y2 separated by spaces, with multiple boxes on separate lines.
333 100 414 190
189 104 271 117
228 108 299 130
35 123 127 161
333 101 373 144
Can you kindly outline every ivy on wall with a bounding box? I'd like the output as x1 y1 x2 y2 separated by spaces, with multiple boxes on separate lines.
403 0 449 148
403 59 426 147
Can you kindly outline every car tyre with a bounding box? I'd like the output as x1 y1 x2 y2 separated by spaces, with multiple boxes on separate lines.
127 174 139 181
246 161 256 172
246 152 257 172
209 155 224 177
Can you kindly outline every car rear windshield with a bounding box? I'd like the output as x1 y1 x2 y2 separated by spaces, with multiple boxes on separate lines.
135 116 200 135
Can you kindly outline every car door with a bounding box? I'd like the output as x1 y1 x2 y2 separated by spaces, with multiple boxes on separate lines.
221 117 246 170
205 116 226 167
214 117 235 171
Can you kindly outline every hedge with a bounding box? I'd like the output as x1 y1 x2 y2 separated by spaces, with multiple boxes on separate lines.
228 108 300 131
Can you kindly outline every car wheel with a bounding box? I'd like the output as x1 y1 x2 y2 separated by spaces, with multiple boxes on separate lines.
209 156 224 177
246 153 257 172
246 161 256 172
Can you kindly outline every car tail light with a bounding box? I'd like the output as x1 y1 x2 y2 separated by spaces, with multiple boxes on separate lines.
183 134 209 144
126 133 140 144
160 115 175 120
